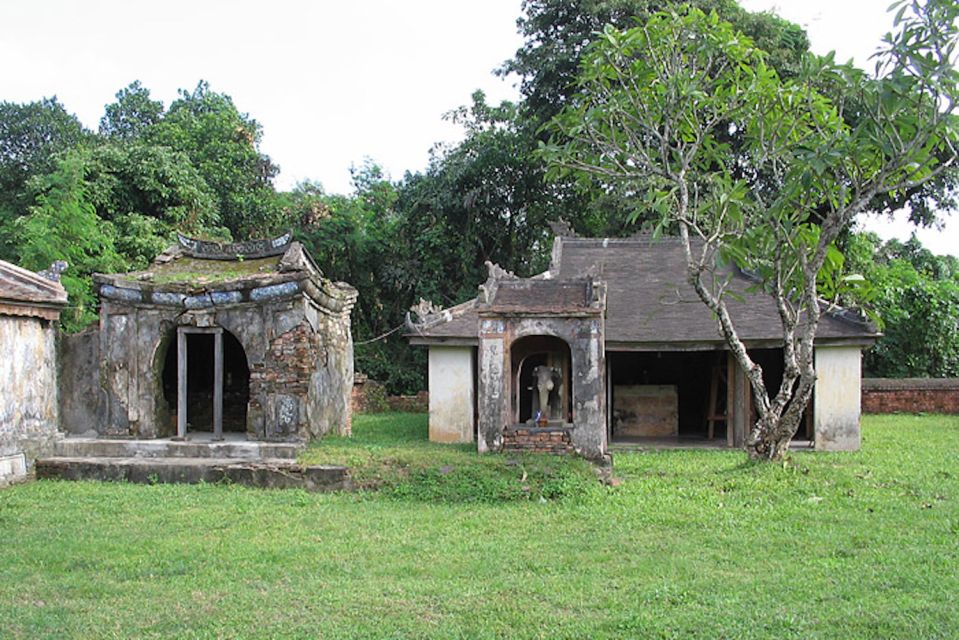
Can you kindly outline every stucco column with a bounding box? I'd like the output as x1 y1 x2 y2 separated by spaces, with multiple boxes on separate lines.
814 346 863 451
428 346 475 443
568 317 607 460
477 327 507 453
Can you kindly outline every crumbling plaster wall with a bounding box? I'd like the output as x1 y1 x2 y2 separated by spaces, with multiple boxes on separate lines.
59 328 104 434
477 316 606 460
0 315 59 473
64 295 353 441
247 301 354 440
306 306 354 438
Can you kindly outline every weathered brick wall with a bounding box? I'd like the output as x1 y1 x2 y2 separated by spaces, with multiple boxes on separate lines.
249 322 317 439
351 376 428 414
259 322 315 397
862 378 959 414
502 426 574 454
386 393 429 413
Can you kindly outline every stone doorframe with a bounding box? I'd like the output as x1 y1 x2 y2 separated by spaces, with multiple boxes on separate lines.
477 316 607 460
176 326 224 440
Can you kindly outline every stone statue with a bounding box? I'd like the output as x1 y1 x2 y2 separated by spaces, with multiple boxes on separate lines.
531 365 563 423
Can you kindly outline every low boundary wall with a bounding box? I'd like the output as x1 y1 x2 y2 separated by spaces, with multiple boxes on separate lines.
352 375 428 414
862 378 959 414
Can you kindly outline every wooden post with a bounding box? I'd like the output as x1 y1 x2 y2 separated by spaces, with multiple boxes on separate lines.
213 329 223 441
177 328 187 439
726 353 736 448
606 356 613 442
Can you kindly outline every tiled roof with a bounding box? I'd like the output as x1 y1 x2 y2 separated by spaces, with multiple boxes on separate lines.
559 237 874 345
409 235 878 347
490 280 594 313
0 259 68 319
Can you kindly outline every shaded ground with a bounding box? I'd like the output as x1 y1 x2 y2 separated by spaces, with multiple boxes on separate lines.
1 414 956 639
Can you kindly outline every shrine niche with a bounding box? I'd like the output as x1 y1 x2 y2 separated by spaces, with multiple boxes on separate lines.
471 263 608 460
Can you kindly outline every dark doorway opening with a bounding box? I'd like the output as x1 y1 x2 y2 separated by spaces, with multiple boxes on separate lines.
161 328 249 436
746 348 813 442
609 350 727 441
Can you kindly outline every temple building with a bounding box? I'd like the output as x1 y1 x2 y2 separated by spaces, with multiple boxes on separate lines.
60 233 357 442
407 231 878 460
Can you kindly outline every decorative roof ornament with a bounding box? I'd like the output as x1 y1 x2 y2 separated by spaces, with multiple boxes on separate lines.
548 219 577 238
176 231 293 260
39 260 68 282
478 261 517 304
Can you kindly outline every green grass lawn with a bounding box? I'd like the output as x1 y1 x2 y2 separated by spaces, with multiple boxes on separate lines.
1 414 957 639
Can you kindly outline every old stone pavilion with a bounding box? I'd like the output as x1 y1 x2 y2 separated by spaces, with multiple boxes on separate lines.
407 231 878 461
60 233 358 443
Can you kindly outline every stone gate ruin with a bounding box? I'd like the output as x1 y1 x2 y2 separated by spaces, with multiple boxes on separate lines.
60 233 357 442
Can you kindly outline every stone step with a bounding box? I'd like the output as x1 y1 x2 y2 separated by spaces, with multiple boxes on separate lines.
55 437 303 460
35 457 351 492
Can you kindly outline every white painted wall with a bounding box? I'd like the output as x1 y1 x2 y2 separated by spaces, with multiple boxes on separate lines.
0 315 60 478
428 346 475 443
814 346 862 451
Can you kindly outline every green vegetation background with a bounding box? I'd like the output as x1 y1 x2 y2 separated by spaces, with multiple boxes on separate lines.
2 0 957 390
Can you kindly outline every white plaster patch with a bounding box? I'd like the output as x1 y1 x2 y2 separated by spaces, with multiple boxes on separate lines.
586 338 600 383
0 453 27 482
814 346 863 451
482 339 504 400
428 347 475 443
481 319 505 334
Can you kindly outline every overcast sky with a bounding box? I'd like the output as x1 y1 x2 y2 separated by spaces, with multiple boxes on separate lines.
1 0 955 255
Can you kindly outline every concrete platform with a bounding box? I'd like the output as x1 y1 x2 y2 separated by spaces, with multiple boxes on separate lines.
35 456 351 492
55 433 304 460
35 432 348 491
609 437 815 452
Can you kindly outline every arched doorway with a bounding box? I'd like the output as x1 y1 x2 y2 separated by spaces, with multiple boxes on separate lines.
161 326 250 438
510 335 572 425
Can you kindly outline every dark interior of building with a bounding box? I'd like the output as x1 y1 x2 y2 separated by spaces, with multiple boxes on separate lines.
609 350 727 440
608 348 811 443
162 331 250 433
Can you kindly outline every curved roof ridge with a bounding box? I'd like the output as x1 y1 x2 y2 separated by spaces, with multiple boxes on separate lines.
0 259 68 306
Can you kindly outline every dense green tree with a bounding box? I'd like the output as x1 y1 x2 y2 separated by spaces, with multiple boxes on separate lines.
147 81 281 238
0 97 90 258
99 81 164 140
501 0 809 124
73 141 224 266
14 155 126 331
845 233 959 377
544 1 958 458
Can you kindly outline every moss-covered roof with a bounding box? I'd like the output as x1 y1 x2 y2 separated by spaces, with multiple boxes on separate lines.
115 255 283 286
92 239 357 315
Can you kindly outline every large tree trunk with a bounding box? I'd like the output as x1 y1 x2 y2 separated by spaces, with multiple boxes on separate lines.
744 380 812 460
744 329 817 460
677 221 822 462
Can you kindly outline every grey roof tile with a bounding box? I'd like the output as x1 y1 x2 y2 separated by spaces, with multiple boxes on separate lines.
410 236 877 346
